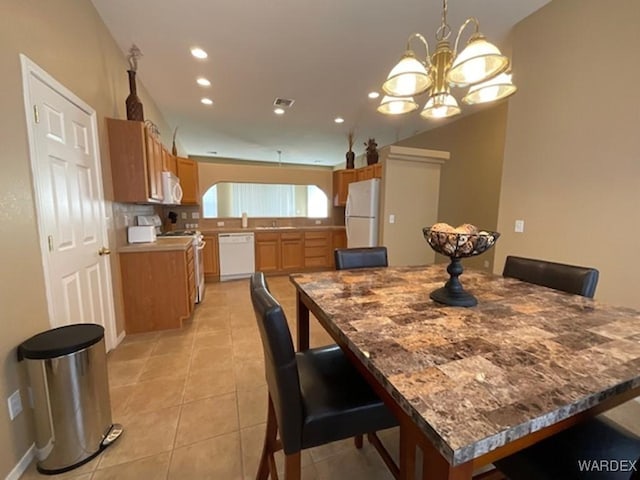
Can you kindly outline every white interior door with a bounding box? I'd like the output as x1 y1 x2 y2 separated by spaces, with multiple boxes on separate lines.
21 55 117 350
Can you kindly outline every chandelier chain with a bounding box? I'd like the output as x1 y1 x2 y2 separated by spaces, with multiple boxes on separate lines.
436 0 452 41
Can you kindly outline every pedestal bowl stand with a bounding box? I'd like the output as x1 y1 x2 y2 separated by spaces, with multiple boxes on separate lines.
423 227 500 307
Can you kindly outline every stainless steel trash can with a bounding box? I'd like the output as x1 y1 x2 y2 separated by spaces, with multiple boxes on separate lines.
18 324 123 474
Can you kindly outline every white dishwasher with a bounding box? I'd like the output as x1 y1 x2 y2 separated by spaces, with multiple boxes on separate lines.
218 233 256 282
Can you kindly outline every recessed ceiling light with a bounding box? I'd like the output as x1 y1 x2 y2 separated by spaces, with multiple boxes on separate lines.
201 98 213 105
334 117 345 124
196 77 211 87
190 47 208 59
274 108 285 115
368 91 380 99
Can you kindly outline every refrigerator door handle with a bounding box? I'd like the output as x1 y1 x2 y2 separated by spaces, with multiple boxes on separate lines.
345 215 350 242
345 193 351 218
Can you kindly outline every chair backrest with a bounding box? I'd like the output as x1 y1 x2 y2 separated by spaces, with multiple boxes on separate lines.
249 272 303 453
334 246 388 270
502 255 599 298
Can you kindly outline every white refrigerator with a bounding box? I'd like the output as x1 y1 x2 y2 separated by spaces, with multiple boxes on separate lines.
345 178 380 248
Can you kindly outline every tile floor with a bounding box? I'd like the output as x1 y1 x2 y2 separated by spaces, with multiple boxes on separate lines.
21 276 399 480
21 275 640 479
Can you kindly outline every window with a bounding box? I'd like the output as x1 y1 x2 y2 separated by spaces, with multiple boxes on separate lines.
202 182 328 218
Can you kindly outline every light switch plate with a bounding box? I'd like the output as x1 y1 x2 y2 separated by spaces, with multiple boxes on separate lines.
7 390 22 420
181 212 187 220
389 214 395 224
515 219 525 233
191 212 200 219
217 221 224 227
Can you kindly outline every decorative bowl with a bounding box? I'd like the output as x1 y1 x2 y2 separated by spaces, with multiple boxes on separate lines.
422 225 500 307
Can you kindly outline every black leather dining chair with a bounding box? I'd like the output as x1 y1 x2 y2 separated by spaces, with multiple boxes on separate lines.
250 272 398 480
334 246 388 270
494 418 640 480
502 255 599 298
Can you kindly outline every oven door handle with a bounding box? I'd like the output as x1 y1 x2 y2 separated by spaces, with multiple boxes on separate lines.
197 241 206 250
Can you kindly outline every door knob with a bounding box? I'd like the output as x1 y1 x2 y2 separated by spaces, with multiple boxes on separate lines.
98 247 111 256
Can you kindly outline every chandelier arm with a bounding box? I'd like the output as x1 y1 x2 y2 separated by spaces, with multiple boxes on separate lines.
407 33 431 67
453 17 480 56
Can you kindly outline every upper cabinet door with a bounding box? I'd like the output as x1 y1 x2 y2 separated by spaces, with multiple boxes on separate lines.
107 118 156 203
176 157 200 205
144 131 163 202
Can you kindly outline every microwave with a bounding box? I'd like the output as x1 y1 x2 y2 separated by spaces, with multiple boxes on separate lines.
162 171 183 205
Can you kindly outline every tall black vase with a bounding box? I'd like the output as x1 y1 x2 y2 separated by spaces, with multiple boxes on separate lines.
125 70 144 121
366 150 379 165
346 150 355 169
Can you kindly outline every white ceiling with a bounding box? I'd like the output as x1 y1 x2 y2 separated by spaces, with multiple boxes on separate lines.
91 0 549 166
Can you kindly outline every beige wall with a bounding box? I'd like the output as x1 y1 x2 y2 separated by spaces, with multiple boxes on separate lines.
397 104 509 270
494 0 640 308
0 0 173 474
378 147 448 267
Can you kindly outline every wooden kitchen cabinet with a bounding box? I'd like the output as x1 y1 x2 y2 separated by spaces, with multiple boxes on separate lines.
162 148 177 175
357 166 374 181
333 164 382 206
119 245 195 333
176 157 200 205
304 231 332 268
202 234 219 280
255 232 280 272
280 232 304 270
333 169 357 206
106 118 164 203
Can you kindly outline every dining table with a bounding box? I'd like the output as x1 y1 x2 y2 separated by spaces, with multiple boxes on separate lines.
290 265 640 480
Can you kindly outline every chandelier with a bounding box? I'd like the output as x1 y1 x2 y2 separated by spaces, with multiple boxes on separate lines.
377 0 517 120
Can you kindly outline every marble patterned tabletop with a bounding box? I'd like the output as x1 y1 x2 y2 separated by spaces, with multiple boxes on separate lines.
290 265 640 466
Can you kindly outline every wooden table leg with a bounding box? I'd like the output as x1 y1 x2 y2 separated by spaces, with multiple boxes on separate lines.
420 434 474 480
296 290 309 351
399 416 417 480
399 413 474 480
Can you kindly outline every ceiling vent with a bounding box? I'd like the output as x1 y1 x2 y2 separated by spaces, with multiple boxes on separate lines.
273 98 295 108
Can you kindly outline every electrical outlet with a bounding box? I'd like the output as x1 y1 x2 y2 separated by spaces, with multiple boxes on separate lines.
123 214 131 227
181 212 187 220
315 220 321 225
8 390 22 420
483 260 490 269
191 212 200 219
515 219 525 233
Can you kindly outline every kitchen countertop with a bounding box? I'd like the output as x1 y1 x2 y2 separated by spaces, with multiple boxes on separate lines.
118 237 192 253
200 225 345 234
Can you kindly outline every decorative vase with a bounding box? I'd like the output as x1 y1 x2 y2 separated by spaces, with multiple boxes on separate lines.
346 150 355 169
365 138 379 165
125 70 144 121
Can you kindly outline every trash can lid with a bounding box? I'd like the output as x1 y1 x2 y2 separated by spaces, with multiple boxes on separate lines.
18 324 105 360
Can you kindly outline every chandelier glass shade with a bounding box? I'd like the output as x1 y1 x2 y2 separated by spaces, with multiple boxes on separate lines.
377 95 419 115
379 0 517 120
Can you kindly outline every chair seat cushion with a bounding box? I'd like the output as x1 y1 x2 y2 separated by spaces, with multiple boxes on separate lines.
297 345 397 450
495 417 640 480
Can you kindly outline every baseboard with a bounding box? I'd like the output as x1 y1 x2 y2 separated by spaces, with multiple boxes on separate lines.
5 443 34 480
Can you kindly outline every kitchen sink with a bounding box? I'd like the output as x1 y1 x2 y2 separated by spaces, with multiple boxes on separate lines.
254 226 296 229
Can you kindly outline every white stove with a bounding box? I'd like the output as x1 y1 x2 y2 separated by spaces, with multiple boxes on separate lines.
138 216 206 304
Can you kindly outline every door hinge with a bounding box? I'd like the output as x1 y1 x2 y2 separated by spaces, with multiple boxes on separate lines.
47 235 53 252
33 105 40 124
